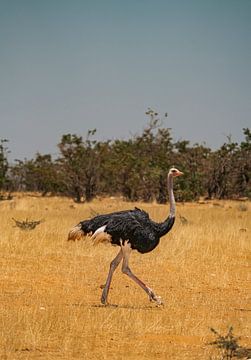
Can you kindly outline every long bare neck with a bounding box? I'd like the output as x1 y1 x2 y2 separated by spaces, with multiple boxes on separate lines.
168 173 175 218
155 173 175 237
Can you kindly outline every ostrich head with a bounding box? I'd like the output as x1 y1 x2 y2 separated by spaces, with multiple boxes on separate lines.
169 167 183 177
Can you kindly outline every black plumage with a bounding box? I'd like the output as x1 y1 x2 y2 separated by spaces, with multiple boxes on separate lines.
79 207 175 253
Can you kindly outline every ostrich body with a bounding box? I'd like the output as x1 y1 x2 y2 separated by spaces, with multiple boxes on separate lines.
68 167 183 305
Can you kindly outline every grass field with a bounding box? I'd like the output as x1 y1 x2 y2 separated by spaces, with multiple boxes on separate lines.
0 194 250 359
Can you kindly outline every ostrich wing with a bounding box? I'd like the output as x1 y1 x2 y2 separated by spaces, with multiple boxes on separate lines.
105 212 158 254
80 208 150 234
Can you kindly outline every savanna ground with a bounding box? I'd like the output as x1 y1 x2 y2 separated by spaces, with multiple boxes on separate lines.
0 194 250 359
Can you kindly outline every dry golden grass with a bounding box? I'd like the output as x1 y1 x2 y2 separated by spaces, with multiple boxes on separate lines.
0 194 250 359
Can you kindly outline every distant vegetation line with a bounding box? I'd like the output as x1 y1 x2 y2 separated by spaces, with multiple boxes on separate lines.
0 111 250 202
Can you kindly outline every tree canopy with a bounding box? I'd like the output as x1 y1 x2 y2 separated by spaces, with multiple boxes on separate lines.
1 113 250 202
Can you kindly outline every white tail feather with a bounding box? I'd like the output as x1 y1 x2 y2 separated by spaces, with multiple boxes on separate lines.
90 225 112 245
90 225 107 240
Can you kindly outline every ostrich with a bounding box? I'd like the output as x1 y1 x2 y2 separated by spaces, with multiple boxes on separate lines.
68 167 183 305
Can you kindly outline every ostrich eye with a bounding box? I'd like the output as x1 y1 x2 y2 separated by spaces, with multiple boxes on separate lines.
171 169 176 173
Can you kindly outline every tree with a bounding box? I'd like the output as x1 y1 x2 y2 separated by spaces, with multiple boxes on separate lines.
0 139 9 191
104 114 174 202
57 130 101 202
234 128 251 197
174 141 211 201
206 139 238 199
10 154 62 194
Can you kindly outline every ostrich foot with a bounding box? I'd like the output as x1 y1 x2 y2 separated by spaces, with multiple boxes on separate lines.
149 291 163 306
101 291 108 305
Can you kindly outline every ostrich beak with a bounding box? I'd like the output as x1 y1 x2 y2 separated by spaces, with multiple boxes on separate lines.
176 171 184 177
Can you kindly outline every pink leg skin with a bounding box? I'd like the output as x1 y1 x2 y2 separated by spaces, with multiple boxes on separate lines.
101 249 123 305
120 240 163 306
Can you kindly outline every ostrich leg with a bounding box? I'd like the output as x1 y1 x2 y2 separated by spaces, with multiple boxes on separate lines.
120 240 163 305
101 249 123 305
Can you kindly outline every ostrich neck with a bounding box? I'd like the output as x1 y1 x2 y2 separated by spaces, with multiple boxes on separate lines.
168 174 175 218
156 174 176 237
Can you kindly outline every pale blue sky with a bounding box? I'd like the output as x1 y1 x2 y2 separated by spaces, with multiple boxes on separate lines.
0 0 250 161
